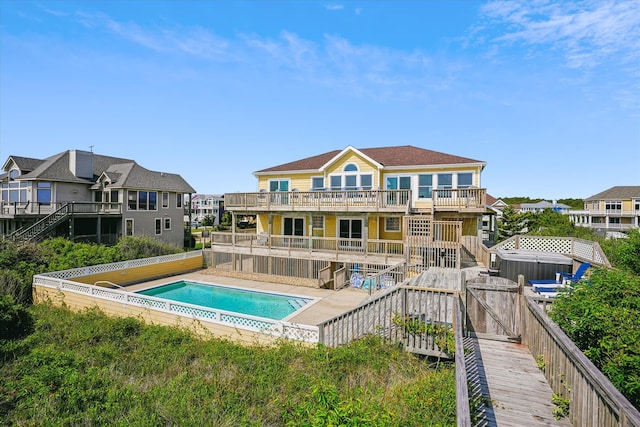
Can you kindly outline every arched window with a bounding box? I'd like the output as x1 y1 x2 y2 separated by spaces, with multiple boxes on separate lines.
9 170 19 180
343 163 358 172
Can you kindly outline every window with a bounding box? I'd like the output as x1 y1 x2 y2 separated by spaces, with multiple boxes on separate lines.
609 217 621 224
177 193 183 208
155 219 162 235
385 217 400 232
339 219 362 239
269 180 289 192
437 174 453 189
162 192 169 208
458 173 473 188
418 174 433 198
128 190 158 211
9 170 19 180
605 201 622 211
125 219 134 236
344 163 358 172
360 174 372 190
635 199 640 211
311 177 324 191
330 175 341 190
344 174 357 190
37 182 51 205
312 215 324 230
4 181 28 203
283 217 304 236
164 218 171 230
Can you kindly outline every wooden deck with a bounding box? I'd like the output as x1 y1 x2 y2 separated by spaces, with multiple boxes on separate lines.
467 337 573 427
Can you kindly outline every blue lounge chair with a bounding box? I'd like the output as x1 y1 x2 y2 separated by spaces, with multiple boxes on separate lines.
528 262 590 297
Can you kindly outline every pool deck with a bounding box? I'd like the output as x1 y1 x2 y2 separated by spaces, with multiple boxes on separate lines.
123 271 372 327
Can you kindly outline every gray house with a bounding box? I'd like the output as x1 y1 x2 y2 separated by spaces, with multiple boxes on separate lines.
0 149 195 247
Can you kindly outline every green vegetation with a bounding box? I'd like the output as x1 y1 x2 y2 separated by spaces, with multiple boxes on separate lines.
0 237 182 306
550 269 640 407
0 304 456 426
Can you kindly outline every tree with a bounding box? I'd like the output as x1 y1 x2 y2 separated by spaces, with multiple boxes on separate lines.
202 215 215 227
601 229 640 276
497 205 527 241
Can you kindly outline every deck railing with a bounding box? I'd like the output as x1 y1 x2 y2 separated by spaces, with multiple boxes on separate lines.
317 285 458 358
432 188 486 211
209 231 406 259
524 298 640 427
1 201 122 216
224 189 412 212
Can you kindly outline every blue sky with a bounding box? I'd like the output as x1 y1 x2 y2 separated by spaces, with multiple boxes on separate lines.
1 0 638 199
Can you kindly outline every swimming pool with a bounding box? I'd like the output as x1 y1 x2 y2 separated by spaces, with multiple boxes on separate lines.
136 281 313 320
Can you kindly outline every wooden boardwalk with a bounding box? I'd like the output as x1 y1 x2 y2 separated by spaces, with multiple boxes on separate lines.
467 338 573 427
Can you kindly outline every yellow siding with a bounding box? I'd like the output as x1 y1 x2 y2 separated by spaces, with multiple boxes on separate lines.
325 152 379 178
71 256 204 286
622 200 633 210
257 215 269 233
325 215 336 238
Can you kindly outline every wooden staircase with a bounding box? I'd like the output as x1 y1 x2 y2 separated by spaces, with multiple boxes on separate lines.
10 204 71 243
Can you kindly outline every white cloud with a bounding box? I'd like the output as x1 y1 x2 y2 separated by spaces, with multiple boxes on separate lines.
325 4 344 11
478 0 640 70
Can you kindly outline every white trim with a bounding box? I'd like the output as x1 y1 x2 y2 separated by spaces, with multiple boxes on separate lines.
125 218 134 236
384 216 401 232
155 218 162 235
319 146 383 172
382 162 486 171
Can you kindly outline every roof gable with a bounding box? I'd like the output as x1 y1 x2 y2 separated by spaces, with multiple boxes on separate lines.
319 146 382 172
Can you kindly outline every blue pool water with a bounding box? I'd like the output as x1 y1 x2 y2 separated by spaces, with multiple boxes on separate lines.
136 281 312 320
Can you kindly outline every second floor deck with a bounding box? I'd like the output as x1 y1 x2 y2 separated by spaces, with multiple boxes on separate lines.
224 188 487 214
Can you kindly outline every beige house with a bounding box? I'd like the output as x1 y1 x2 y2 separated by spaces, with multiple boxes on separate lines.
570 186 640 232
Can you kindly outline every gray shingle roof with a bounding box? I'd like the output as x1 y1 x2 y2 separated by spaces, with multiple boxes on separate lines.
585 186 640 201
6 150 195 193
256 145 484 173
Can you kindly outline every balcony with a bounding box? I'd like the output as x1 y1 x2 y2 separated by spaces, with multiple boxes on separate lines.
432 188 487 213
224 189 412 213
1 201 123 217
207 231 406 264
224 187 487 214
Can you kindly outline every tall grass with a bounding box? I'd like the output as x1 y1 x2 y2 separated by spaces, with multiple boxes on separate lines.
0 304 456 426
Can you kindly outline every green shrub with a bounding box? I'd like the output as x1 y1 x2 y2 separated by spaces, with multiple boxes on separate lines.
115 236 183 259
550 269 640 407
0 295 33 340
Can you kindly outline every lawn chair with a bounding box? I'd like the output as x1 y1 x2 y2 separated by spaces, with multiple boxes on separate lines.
528 262 591 298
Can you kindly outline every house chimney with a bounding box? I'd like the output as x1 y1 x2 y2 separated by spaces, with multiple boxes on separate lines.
69 150 94 179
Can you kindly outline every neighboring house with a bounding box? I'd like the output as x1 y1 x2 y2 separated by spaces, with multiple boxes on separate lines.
0 149 195 247
482 194 507 244
518 200 571 214
570 186 640 232
219 145 487 283
190 194 224 225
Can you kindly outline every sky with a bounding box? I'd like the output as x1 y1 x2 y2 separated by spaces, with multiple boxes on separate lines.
1 0 639 200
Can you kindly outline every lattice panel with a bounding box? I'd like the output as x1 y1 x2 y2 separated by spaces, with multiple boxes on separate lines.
92 288 126 301
405 216 432 237
573 240 594 260
170 304 218 320
220 313 274 331
127 296 167 310
60 281 92 294
282 324 320 343
519 237 571 254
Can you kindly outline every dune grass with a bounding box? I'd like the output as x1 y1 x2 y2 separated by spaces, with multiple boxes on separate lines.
0 303 456 426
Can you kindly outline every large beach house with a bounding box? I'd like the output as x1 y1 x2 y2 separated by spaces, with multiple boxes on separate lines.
570 186 640 233
214 145 487 288
1 149 195 247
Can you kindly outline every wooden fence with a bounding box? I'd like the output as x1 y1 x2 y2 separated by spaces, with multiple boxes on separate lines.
523 298 640 427
318 286 459 358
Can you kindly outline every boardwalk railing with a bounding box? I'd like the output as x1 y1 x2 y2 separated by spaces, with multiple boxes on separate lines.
483 235 611 268
318 285 459 358
454 295 472 427
524 298 640 427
